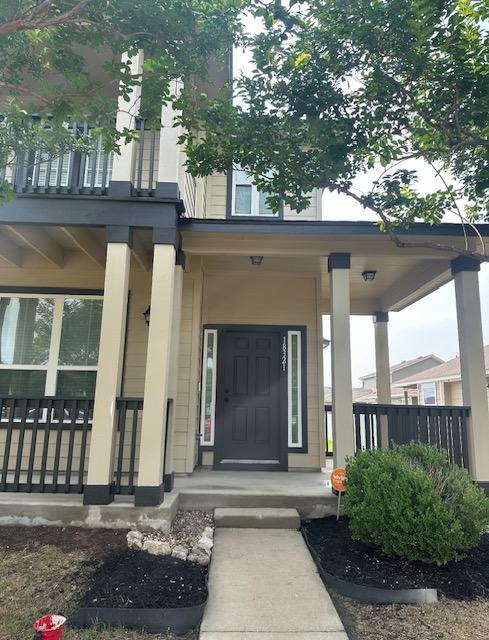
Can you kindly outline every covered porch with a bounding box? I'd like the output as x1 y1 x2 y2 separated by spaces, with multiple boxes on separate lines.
0 218 488 518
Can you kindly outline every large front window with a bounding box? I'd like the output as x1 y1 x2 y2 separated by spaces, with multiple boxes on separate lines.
0 295 102 397
232 167 278 217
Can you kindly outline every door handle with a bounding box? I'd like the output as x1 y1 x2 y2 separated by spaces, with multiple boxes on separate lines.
224 388 230 394
224 398 229 403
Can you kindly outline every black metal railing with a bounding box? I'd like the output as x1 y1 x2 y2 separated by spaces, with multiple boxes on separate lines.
6 119 159 198
0 397 93 493
324 403 470 468
113 397 143 495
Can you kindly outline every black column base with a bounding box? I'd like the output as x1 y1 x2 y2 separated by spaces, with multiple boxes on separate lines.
477 481 489 497
155 182 180 199
164 473 174 492
83 484 113 505
134 483 165 507
108 180 133 197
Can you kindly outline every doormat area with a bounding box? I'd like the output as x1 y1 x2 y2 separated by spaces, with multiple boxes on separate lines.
302 516 489 600
79 550 208 609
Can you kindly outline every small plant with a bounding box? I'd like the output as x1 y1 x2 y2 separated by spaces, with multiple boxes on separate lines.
344 442 489 565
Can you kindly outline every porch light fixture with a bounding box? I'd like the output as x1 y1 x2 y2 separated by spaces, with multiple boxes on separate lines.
362 270 377 282
143 305 151 326
250 256 264 266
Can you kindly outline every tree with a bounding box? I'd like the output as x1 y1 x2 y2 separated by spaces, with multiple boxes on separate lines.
180 0 489 259
0 0 246 198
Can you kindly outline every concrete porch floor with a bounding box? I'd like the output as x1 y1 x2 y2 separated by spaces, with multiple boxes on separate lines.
175 465 336 518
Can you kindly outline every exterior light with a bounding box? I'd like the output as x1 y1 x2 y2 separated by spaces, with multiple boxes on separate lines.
362 270 377 282
250 256 263 266
143 305 151 326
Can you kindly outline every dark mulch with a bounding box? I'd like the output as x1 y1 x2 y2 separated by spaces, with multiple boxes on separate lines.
302 516 489 600
79 549 208 609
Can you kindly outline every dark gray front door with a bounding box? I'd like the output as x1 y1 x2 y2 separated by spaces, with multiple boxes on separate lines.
215 328 285 470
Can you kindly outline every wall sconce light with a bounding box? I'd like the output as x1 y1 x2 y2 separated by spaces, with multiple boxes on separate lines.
362 270 377 282
249 256 264 266
143 305 151 326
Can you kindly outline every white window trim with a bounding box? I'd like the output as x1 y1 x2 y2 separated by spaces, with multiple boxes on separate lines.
287 330 303 448
0 293 103 396
231 169 278 218
200 329 218 446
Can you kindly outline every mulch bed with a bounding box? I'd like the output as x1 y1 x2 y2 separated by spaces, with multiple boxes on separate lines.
79 549 208 609
302 516 489 600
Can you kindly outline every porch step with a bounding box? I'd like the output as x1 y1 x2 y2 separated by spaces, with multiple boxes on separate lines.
214 507 301 530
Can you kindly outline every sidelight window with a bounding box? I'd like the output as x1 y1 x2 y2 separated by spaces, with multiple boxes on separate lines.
200 329 217 445
288 330 302 447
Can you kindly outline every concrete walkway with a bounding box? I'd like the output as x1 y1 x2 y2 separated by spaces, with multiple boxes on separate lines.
199 529 348 640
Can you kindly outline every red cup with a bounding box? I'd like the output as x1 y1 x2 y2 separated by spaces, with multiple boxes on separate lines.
33 615 66 640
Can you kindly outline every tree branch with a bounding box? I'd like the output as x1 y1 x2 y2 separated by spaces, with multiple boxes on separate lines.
0 0 93 34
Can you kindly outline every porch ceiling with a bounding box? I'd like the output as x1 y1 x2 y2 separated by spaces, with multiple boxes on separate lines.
0 226 153 272
181 228 473 314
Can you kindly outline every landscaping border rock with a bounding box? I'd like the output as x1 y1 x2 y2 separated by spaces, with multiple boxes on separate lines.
302 528 438 605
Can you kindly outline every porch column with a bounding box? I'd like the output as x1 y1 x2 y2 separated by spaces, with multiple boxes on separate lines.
329 253 355 467
373 312 391 448
109 50 144 197
162 254 185 491
452 257 489 490
155 80 182 199
135 235 177 506
84 227 131 505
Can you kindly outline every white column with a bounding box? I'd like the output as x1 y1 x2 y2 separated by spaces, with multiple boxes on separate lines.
135 241 176 506
84 229 131 505
453 257 489 488
155 79 182 199
373 312 391 449
162 259 184 490
110 50 144 195
329 253 355 467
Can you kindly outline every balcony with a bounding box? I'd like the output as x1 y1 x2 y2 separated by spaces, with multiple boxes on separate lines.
2 119 160 199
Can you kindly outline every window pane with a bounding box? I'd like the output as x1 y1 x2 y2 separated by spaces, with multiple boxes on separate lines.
235 168 252 185
235 185 252 215
423 384 436 405
201 331 216 444
0 297 53 365
59 299 102 366
288 332 302 446
0 370 46 395
56 370 97 397
258 191 275 216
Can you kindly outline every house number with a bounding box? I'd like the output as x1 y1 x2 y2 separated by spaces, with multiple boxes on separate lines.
282 336 287 371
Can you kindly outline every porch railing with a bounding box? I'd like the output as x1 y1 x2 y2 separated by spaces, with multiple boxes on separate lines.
0 397 93 494
113 397 143 495
325 403 471 468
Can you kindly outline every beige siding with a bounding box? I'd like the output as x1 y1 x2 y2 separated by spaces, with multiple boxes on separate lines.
203 173 227 219
284 190 322 221
201 268 324 470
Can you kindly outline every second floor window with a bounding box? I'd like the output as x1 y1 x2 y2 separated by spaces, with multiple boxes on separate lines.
232 167 278 217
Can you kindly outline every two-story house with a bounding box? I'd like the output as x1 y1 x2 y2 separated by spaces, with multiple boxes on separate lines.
1 51 489 523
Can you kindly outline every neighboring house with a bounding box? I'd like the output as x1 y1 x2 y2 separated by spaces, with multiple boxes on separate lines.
395 346 489 407
0 49 489 516
357 355 445 404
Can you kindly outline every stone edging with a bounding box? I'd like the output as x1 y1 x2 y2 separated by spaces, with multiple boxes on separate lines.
302 529 438 605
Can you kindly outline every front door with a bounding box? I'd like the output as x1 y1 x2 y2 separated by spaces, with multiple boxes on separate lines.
215 328 286 470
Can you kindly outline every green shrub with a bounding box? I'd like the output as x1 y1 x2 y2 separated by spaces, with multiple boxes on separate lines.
344 442 489 565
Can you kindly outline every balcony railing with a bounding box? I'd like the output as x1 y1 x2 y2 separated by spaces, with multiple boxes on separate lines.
4 119 159 198
325 402 470 468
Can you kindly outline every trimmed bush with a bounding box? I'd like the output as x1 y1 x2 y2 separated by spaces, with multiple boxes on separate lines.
344 442 489 565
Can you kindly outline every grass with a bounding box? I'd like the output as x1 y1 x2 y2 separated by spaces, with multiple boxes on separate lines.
0 526 198 640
